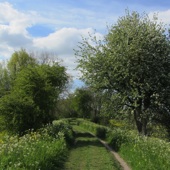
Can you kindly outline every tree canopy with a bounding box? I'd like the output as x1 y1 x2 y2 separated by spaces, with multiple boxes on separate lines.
7 49 37 78
0 50 68 134
76 11 170 135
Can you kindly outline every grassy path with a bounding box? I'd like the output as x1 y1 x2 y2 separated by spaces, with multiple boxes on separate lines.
64 125 122 170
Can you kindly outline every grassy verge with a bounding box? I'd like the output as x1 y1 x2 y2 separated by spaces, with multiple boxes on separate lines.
64 125 121 170
77 118 170 170
106 129 170 170
0 119 74 170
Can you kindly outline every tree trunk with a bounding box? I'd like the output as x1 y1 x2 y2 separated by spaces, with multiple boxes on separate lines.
134 108 147 135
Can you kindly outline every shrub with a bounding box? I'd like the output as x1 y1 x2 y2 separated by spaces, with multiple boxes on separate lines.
106 128 170 170
77 119 108 139
0 121 73 170
95 126 107 138
52 119 74 145
106 129 133 151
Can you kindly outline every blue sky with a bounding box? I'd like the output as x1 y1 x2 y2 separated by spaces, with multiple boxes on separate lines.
0 0 170 89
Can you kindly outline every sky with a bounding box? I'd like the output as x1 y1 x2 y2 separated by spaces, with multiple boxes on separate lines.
0 0 170 89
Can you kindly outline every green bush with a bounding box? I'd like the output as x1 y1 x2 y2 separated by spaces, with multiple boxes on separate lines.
106 128 170 170
106 129 133 151
0 120 74 170
52 119 74 145
95 126 107 138
77 119 108 139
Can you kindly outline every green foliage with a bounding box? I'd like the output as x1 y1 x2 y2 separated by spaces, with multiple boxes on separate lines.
0 93 39 134
55 94 78 118
77 119 108 139
7 49 36 79
0 63 10 97
109 133 170 170
13 64 68 114
106 129 135 151
106 129 170 170
109 119 126 128
63 88 101 121
72 88 93 118
0 50 69 134
76 11 170 135
0 123 69 170
76 119 170 170
58 87 103 122
52 119 75 145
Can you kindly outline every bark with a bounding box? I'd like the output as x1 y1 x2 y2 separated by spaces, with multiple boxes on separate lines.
134 108 147 135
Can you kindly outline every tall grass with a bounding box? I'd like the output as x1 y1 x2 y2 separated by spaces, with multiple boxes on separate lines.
117 135 170 170
77 119 170 170
0 119 74 170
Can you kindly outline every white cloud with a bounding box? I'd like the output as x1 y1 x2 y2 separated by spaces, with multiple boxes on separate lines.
0 2 104 79
1 1 170 90
0 44 14 60
33 27 103 55
149 9 170 25
0 27 32 47
0 2 36 34
33 27 103 77
0 2 37 55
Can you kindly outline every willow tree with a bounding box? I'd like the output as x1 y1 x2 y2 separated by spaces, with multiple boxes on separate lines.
76 11 170 135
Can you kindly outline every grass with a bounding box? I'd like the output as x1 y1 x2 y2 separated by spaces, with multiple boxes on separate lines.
106 129 170 170
1 118 169 170
0 120 74 170
118 137 170 170
64 124 121 170
0 129 67 169
76 118 170 170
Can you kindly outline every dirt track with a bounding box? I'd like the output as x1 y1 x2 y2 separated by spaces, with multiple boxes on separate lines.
90 133 131 170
